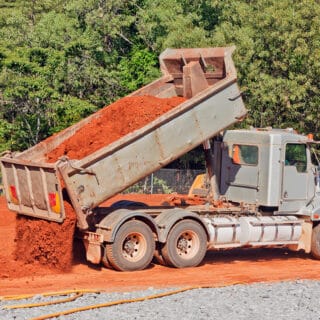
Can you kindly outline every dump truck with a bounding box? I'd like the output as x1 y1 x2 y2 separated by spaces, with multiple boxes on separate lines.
1 47 320 271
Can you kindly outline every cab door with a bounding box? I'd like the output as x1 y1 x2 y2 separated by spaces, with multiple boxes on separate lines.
280 143 313 212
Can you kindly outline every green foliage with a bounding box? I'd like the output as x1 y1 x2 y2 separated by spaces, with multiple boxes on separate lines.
117 46 160 93
209 0 320 136
0 0 137 150
152 176 173 194
48 96 97 134
136 0 209 51
0 0 319 167
124 175 173 194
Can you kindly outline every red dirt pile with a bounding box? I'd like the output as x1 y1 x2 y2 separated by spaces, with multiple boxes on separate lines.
46 95 186 162
0 197 57 279
14 201 77 271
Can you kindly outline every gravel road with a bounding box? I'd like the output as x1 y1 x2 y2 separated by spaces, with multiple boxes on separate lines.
1 280 319 320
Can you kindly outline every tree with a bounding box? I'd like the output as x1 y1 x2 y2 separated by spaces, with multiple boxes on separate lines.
117 46 160 94
209 0 320 137
136 0 209 51
0 0 319 157
0 0 140 150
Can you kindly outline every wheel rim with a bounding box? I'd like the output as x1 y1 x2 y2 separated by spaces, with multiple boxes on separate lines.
122 232 147 262
175 230 200 260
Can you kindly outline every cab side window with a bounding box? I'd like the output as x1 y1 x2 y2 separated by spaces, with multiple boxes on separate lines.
285 144 307 173
232 144 258 166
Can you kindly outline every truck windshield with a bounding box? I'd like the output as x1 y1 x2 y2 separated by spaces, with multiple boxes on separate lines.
285 143 307 173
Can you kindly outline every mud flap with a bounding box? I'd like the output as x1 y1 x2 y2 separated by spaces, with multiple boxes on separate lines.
82 232 103 264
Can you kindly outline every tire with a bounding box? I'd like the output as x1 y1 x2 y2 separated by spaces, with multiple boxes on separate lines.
311 223 320 259
106 220 155 271
162 219 207 268
101 245 112 269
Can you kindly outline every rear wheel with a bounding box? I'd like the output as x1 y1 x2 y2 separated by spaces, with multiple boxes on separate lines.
311 223 320 259
106 220 155 271
162 219 207 268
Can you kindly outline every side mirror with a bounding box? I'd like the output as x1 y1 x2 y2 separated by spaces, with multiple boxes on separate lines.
232 145 241 165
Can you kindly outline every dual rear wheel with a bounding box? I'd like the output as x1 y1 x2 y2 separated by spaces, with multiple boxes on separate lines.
103 219 207 271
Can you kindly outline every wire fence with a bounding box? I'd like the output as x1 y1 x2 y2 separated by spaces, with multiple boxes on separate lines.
124 168 204 194
0 169 204 196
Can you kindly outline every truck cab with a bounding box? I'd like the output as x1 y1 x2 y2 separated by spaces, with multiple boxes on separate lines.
218 128 319 216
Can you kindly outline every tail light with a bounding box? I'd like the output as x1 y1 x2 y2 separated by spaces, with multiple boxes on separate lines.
48 192 61 214
9 185 19 204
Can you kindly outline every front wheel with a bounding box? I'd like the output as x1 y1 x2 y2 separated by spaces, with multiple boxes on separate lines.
106 220 155 271
311 223 320 259
161 219 207 268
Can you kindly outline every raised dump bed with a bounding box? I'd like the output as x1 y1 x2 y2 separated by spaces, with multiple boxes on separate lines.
1 47 246 229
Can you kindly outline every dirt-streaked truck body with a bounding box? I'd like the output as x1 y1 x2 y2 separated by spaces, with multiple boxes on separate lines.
1 47 320 271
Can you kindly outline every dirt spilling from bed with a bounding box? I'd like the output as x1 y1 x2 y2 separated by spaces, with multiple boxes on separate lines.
14 201 76 271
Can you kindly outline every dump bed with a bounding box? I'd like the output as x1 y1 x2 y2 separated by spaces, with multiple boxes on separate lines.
1 47 246 229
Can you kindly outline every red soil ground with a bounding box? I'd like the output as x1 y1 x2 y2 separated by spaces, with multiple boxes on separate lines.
1 195 320 296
